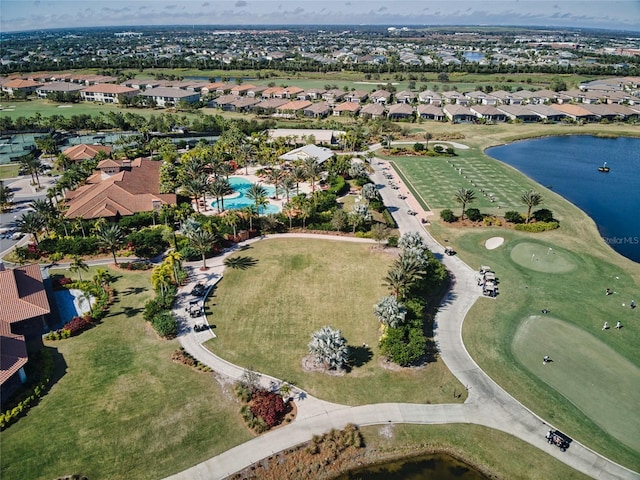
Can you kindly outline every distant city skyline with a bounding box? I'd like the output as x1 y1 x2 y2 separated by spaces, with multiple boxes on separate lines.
2 0 640 33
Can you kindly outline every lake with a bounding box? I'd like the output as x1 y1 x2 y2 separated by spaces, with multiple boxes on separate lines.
332 453 487 480
486 135 640 263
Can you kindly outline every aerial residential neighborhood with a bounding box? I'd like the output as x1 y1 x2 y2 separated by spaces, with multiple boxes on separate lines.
0 7 639 480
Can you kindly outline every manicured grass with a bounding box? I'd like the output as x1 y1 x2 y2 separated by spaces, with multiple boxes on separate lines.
359 423 592 480
0 265 252 480
205 238 466 406
0 163 20 179
512 315 640 452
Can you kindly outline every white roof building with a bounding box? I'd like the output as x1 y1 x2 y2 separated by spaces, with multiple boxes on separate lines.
278 144 335 164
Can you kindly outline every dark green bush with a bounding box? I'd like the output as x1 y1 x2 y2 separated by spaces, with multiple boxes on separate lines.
465 208 482 222
504 210 524 223
152 311 178 338
327 175 349 196
127 227 168 258
413 142 425 152
144 299 163 322
382 209 397 228
440 209 456 223
532 208 556 222
387 235 398 247
379 325 427 366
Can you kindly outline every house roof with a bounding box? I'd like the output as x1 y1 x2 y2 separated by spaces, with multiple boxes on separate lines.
550 103 594 117
370 89 391 99
81 84 138 95
0 321 27 386
387 103 414 115
333 102 361 112
139 87 200 99
279 144 335 164
3 79 42 89
267 128 344 144
64 158 176 219
276 100 312 111
255 98 289 109
360 103 385 115
37 81 85 93
416 104 444 116
0 264 51 324
303 102 331 114
62 144 112 162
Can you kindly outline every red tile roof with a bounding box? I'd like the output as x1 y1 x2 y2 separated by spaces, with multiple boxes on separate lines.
0 321 27 385
0 264 51 324
64 158 176 219
62 144 112 162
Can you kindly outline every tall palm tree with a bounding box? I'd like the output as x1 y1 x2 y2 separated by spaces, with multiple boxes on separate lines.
164 250 183 285
17 211 45 245
20 155 42 189
246 183 269 217
239 142 256 175
521 190 543 224
71 216 86 238
278 175 295 203
453 188 476 220
282 202 295 230
55 153 72 172
95 224 125 265
291 165 306 195
187 228 217 270
266 168 282 200
182 174 209 213
69 255 89 282
30 198 57 234
93 268 113 293
382 266 414 300
208 177 232 213
303 157 322 193
151 264 173 301
221 211 240 238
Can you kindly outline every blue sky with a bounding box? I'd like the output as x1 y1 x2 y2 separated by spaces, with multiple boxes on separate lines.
2 1 640 33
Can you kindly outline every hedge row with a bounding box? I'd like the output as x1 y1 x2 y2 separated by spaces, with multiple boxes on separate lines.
514 221 560 232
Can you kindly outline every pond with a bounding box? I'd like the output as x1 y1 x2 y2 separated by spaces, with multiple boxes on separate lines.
486 135 640 263
332 453 487 480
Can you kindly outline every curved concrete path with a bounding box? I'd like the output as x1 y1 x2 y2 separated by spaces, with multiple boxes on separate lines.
166 165 639 479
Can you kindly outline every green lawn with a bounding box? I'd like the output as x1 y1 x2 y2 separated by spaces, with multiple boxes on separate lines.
0 163 20 179
383 149 538 214
205 238 466 406
428 227 640 470
0 266 252 480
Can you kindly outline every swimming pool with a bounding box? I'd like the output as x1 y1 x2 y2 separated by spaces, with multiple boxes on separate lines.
212 177 280 214
54 289 94 325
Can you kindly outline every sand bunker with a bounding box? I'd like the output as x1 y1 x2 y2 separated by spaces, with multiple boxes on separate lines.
485 237 505 250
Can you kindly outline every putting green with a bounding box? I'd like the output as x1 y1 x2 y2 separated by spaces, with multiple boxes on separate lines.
512 316 640 452
510 242 577 274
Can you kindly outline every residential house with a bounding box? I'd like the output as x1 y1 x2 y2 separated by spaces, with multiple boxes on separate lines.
229 84 255 96
511 90 535 104
1 79 42 96
80 84 138 104
443 104 475 123
387 103 414 120
524 104 567 122
395 90 416 104
139 87 200 107
360 103 386 119
298 88 326 100
491 90 523 105
1 264 51 404
470 105 507 122
246 85 268 98
253 98 289 115
274 100 312 117
200 82 227 95
550 103 598 122
230 97 261 112
529 89 559 105
64 158 176 220
496 105 540 122
62 144 113 162
332 102 361 117
418 90 442 106
465 91 498 106
282 86 304 99
440 91 469 106
36 81 85 98
261 86 285 99
279 144 335 165
416 104 445 121
303 101 332 118
344 90 368 103
369 89 391 104
322 89 345 103
211 94 240 110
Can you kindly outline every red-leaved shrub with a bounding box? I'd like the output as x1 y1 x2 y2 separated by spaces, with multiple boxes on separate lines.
63 315 92 336
250 391 289 428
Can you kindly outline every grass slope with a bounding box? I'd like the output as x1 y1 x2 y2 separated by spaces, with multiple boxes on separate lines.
205 238 466 406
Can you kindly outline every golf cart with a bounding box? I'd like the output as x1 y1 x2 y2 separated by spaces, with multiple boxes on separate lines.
545 430 572 452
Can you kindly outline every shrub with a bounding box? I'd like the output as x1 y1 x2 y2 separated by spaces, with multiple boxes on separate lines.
250 390 290 428
440 209 456 223
121 261 153 271
127 228 168 258
514 221 560 232
144 299 163 322
413 142 425 152
465 208 482 222
52 276 73 290
327 175 348 196
532 208 556 222
387 235 398 247
152 310 178 338
382 209 397 228
63 315 93 336
379 324 427 366
504 210 524 223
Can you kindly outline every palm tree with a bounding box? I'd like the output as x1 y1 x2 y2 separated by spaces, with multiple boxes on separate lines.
382 265 416 300
239 142 256 175
208 177 232 213
17 211 45 245
182 174 209 213
424 132 433 149
278 175 295 203
71 216 86 238
308 326 350 370
454 188 476 220
282 202 295 230
246 183 269 217
187 227 217 270
521 190 543 224
0 181 14 212
55 153 72 172
95 224 125 265
91 217 107 235
291 165 306 195
93 268 113 293
30 198 57 234
151 264 173 301
221 211 240 239
164 250 183 285
374 295 407 328
304 157 322 192
69 255 89 282
241 206 255 231
266 168 282 200
20 155 42 189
